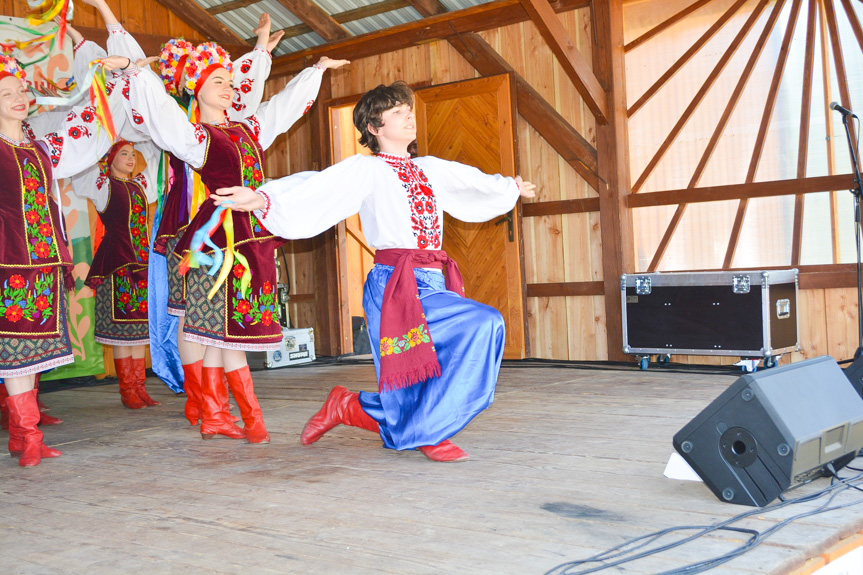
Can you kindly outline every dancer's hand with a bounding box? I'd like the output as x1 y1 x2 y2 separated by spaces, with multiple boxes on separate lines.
254 13 271 47
99 56 135 71
136 56 159 68
515 176 536 198
213 186 266 211
316 56 350 70
267 30 285 53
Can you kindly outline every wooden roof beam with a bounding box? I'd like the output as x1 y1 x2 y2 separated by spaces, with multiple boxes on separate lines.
517 0 608 124
275 0 350 41
270 0 591 76
208 0 264 15
246 0 410 43
153 0 251 46
404 0 449 17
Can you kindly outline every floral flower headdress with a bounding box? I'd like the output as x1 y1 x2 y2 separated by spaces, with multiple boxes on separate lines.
184 42 232 98
0 55 27 86
158 38 195 97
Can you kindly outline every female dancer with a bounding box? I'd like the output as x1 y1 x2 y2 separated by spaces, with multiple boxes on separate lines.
0 53 132 466
120 45 348 443
212 82 536 461
75 140 161 408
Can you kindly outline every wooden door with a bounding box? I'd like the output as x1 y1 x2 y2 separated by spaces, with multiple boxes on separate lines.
415 74 528 359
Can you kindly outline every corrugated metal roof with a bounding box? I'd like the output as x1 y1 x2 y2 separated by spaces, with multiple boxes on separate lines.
190 0 500 55
342 6 423 36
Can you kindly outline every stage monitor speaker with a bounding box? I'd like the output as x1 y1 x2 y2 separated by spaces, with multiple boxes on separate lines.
843 356 863 399
673 355 863 507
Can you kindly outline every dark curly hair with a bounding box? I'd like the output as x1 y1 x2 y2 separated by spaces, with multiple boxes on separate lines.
353 81 414 154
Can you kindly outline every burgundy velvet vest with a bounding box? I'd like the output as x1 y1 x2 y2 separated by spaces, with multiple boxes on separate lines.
85 176 150 288
173 122 278 257
153 153 189 254
0 137 73 270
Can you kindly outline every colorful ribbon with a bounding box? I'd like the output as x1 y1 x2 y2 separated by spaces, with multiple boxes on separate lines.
26 0 69 48
34 59 117 141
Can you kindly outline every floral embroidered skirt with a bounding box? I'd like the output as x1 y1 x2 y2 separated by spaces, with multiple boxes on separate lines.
94 267 149 346
358 264 505 451
0 267 74 377
165 237 186 317
177 249 282 352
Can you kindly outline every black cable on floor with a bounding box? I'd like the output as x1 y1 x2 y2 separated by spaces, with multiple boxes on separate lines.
544 468 863 575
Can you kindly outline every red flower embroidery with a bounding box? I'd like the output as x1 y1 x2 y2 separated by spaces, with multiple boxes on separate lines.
24 177 39 191
232 264 245 278
240 60 251 74
138 301 148 313
131 228 140 237
122 82 130 100
34 242 51 258
38 223 52 237
239 79 253 93
68 125 90 139
137 280 147 289
137 215 146 225
261 310 273 326
117 268 127 276
81 109 95 123
252 169 262 182
119 293 131 304
262 281 272 295
138 249 149 261
4 305 23 322
232 101 245 112
40 267 52 274
302 100 314 115
26 210 40 224
417 236 428 249
132 111 144 125
34 193 47 206
131 203 143 213
35 296 49 310
236 300 251 315
243 156 256 167
9 275 25 289
194 124 206 143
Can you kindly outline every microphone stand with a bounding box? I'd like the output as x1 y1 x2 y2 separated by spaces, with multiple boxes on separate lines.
838 111 863 359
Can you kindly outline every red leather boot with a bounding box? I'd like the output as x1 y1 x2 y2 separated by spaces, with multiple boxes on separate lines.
115 356 146 409
132 357 160 406
34 375 62 425
224 366 269 444
300 385 379 445
417 440 470 462
200 366 245 440
182 360 203 425
7 390 62 467
0 383 8 431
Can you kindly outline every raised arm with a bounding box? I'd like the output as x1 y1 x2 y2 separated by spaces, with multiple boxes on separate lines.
69 164 110 212
228 13 277 120
212 154 372 239
121 66 207 168
414 156 533 222
242 57 348 150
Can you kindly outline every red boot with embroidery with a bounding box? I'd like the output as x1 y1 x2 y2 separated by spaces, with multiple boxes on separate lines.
116 356 146 409
7 390 62 466
300 386 379 446
132 357 160 406
200 366 245 440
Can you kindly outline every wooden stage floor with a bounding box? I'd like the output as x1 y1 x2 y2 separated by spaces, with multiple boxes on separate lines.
2 360 862 574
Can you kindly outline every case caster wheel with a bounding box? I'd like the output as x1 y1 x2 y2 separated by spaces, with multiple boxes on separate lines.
657 354 671 366
763 356 778 369
638 356 650 370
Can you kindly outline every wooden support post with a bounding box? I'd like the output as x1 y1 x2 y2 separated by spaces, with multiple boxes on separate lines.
308 74 345 356
275 0 350 41
592 0 632 362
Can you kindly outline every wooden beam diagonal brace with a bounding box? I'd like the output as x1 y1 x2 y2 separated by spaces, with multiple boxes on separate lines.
275 0 350 42
154 0 250 46
517 0 608 124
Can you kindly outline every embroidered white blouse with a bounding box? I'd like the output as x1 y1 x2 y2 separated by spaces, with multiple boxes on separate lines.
253 152 521 249
119 62 323 170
